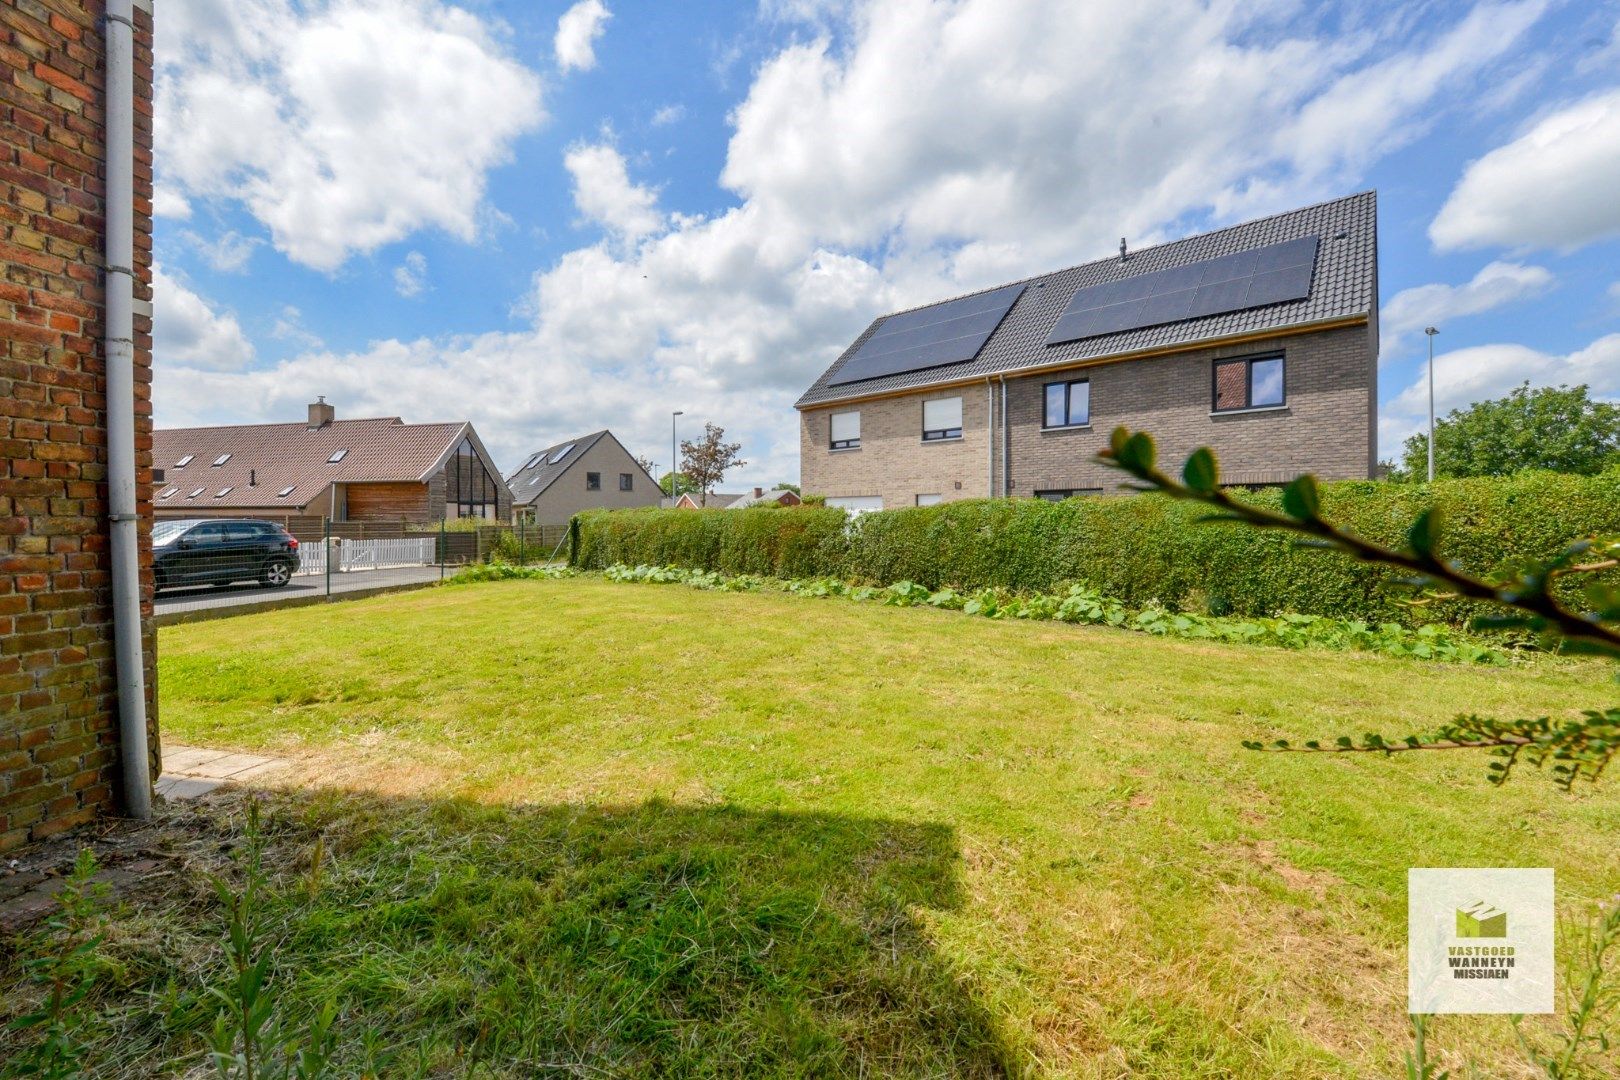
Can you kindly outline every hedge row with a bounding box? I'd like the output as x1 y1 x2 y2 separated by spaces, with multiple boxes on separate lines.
571 469 1620 627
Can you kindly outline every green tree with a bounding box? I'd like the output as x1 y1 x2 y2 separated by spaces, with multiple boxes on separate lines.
658 471 697 498
679 423 746 507
1397 383 1620 481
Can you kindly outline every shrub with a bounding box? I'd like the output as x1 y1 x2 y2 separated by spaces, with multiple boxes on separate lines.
573 468 1620 628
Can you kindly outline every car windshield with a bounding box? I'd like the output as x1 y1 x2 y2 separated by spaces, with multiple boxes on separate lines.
152 520 195 544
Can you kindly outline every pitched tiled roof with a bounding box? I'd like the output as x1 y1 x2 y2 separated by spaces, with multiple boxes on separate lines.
505 431 609 506
153 417 468 511
796 191 1376 407
676 492 744 508
726 489 799 508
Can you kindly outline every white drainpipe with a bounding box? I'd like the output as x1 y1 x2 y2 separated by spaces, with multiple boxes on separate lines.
105 0 150 818
998 375 1009 498
985 379 995 496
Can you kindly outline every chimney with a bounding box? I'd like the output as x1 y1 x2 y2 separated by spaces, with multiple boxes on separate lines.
1119 237 1128 263
249 469 257 487
308 396 335 429
753 487 763 498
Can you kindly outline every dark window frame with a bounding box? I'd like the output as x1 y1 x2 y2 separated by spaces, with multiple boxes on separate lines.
1033 488 1104 502
1043 378 1091 429
921 397 964 442
1211 353 1286 413
829 410 860 450
619 472 633 491
586 472 602 491
445 435 500 519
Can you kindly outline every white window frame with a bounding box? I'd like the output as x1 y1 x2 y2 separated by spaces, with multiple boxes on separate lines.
830 411 861 450
922 397 963 441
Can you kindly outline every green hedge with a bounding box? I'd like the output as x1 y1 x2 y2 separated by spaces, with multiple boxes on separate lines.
571 470 1620 627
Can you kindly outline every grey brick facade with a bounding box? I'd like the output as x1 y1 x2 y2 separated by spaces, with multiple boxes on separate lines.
801 323 1375 506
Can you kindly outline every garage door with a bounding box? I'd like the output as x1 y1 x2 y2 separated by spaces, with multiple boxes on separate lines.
826 496 884 515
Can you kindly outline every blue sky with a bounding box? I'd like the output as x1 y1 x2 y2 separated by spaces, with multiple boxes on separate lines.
152 0 1620 486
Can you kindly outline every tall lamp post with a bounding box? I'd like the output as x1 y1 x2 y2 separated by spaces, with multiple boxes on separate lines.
671 410 684 503
1425 326 1439 482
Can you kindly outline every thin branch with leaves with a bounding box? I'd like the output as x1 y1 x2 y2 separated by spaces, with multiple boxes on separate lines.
1099 426 1619 788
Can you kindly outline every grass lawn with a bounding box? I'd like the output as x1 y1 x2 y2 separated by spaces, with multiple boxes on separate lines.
19 578 1620 1076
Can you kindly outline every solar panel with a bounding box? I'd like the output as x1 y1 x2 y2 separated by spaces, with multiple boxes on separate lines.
1045 235 1318 347
828 283 1025 386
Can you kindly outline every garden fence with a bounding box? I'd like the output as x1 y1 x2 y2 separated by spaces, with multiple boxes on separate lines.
153 516 570 618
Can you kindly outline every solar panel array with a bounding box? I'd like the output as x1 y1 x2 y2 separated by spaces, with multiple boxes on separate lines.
1044 235 1319 348
827 283 1026 387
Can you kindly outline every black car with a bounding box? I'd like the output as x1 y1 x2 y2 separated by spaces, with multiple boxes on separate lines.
152 518 301 593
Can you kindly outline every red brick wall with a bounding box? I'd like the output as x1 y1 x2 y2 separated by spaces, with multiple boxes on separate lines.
2 0 156 849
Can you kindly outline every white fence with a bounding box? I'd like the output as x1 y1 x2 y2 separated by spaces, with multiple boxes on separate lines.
296 537 436 577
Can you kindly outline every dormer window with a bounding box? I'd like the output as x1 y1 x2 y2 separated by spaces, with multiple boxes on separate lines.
174 454 194 468
212 453 231 467
327 449 348 463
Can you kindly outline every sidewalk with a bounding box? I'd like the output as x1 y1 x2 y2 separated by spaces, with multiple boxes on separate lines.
154 564 446 624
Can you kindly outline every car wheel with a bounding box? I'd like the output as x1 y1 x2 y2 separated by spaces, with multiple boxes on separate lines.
261 559 293 588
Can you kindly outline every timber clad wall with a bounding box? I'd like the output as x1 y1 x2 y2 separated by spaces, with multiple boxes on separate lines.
800 325 1373 507
1 0 157 848
344 481 430 523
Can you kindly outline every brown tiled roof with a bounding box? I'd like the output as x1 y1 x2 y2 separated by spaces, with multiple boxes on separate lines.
152 417 468 511
797 191 1377 407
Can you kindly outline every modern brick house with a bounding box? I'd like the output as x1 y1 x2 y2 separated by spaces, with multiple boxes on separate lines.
2 0 157 847
506 430 659 525
797 193 1378 509
153 400 513 524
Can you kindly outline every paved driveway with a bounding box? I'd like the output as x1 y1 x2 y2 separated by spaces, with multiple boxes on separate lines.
154 565 446 619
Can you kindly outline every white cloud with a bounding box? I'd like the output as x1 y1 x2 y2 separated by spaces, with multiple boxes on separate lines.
650 103 685 127
1380 261 1554 360
152 266 255 370
394 251 429 298
153 184 191 220
555 0 611 73
155 0 543 271
157 0 1551 486
1381 333 1620 451
1430 88 1620 252
563 142 664 244
183 229 261 273
270 305 324 352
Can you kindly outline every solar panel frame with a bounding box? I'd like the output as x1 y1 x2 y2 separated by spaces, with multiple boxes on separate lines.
828 283 1026 386
1044 236 1319 348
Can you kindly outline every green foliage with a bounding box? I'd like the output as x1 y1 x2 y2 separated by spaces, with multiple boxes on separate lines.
599 564 1506 664
1512 896 1620 1078
3 850 107 1080
446 562 573 585
207 799 336 1080
574 470 1620 630
658 471 696 498
1397 383 1620 481
1103 424 1620 790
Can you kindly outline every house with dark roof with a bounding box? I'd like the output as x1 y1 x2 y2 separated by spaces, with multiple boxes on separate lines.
796 192 1378 510
152 399 512 523
672 487 802 509
507 430 660 525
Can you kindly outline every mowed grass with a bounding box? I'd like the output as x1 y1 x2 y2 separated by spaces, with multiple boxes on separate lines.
146 579 1620 1076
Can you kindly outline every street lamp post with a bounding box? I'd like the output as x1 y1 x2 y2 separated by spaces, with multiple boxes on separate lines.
1425 326 1439 482
671 410 684 503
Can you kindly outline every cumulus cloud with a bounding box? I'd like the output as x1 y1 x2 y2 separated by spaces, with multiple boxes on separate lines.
1380 332 1620 451
155 0 1552 485
155 0 543 271
650 103 685 126
394 251 429 298
1430 88 1620 252
152 266 256 370
563 142 664 244
555 0 611 73
1380 261 1554 360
